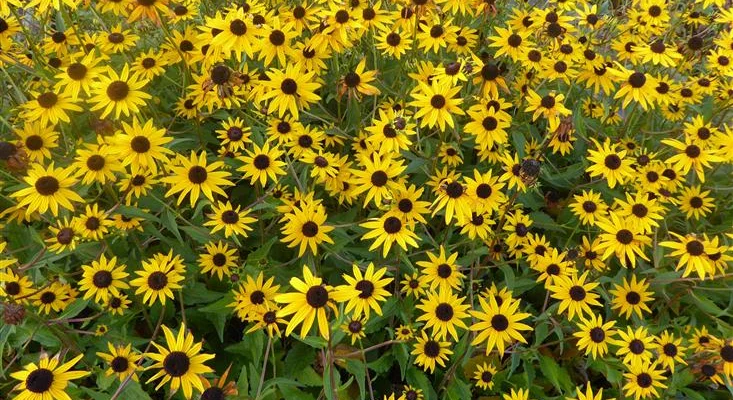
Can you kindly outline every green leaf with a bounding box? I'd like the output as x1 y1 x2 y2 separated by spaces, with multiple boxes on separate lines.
56 299 89 321
537 354 572 394
406 367 437 400
237 365 249 397
345 359 366 400
394 342 409 380
246 236 278 263
161 208 183 242
446 379 471 400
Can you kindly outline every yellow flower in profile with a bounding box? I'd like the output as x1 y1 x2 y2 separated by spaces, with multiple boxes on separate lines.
146 323 215 399
89 64 151 119
162 151 233 207
10 353 89 400
11 163 84 216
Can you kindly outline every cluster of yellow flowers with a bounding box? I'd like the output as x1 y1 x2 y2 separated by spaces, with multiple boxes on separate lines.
1 0 733 399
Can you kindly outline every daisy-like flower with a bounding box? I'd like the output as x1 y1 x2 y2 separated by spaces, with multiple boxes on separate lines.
331 263 392 319
78 254 129 303
11 163 83 216
280 203 335 257
622 362 667 400
524 90 571 132
260 65 322 118
162 151 233 207
660 233 716 279
416 288 470 341
570 190 607 226
586 138 634 188
656 331 687 373
473 362 497 390
548 271 602 321
275 266 354 340
608 65 658 110
23 90 83 126
616 326 657 367
595 212 651 268
573 314 617 359
111 118 173 174
661 137 724 183
416 246 465 292
409 79 465 131
96 343 142 382
238 142 287 186
10 354 89 400
129 253 185 306
89 64 151 119
146 323 215 399
198 241 238 280
230 272 280 321
411 331 453 373
360 212 420 257
470 296 532 354
204 201 256 238
609 275 654 319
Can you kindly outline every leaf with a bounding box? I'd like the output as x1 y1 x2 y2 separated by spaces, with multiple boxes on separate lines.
246 236 278 264
446 379 472 400
56 299 89 320
237 365 249 397
161 208 183 242
114 380 153 400
345 359 366 400
285 342 316 379
394 342 409 380
537 354 572 394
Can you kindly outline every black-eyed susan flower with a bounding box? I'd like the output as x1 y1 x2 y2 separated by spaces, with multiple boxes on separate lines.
573 314 617 359
489 26 531 61
0 270 33 302
656 331 687 372
106 294 131 315
129 253 185 306
432 177 472 224
281 203 334 257
473 362 497 390
146 323 214 399
341 316 367 344
417 246 464 292
10 353 89 399
332 263 392 319
502 388 530 400
162 151 233 207
376 29 412 59
614 192 665 234
609 275 654 319
96 343 142 382
11 163 83 216
112 118 173 174
548 271 601 321
90 64 151 119
340 58 381 99
73 141 124 185
260 65 322 118
78 254 129 303
570 190 607 226
616 326 657 367
199 365 238 400
400 273 424 298
238 142 287 186
596 213 651 268
22 90 82 126
230 272 280 321
198 241 238 280
204 201 256 238
360 212 420 257
14 121 58 163
411 331 452 373
660 233 715 279
351 152 406 207
532 247 576 286
395 324 414 341
524 90 571 132
416 288 470 341
275 266 347 340
622 362 667 400
586 138 634 188
74 203 112 241
409 80 465 131
470 296 532 354
661 137 724 183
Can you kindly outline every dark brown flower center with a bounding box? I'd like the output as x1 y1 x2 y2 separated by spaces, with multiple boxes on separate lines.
446 182 463 198
383 216 402 234
569 285 586 301
188 165 208 184
491 314 509 331
541 95 555 109
249 290 265 304
229 19 247 35
37 92 58 108
435 303 453 321
26 368 54 393
35 176 59 196
93 270 113 288
306 285 329 308
147 271 168 290
110 356 129 372
423 340 440 357
212 253 227 267
280 78 298 94
604 154 622 169
629 339 645 354
686 240 704 256
370 170 388 187
355 280 375 299
163 351 190 377
301 221 319 237
589 327 605 343
25 135 44 151
430 94 446 109
106 81 130 101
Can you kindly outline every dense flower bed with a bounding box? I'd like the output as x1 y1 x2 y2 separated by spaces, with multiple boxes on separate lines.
1 0 733 399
